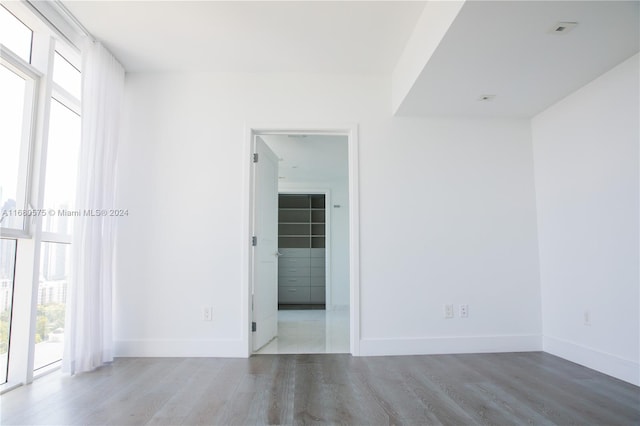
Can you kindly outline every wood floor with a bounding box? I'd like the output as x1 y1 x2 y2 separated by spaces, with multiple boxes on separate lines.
1 352 638 425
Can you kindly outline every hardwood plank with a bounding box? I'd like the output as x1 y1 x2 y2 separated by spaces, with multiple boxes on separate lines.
1 352 638 425
264 355 296 425
354 356 443 424
146 358 227 425
181 359 253 425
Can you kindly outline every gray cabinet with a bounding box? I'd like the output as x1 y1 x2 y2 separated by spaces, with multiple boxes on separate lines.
278 195 326 306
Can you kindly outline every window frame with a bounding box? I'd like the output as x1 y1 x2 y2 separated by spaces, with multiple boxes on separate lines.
0 238 18 385
0 46 41 239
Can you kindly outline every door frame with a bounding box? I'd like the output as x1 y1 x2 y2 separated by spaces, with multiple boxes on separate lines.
242 124 360 357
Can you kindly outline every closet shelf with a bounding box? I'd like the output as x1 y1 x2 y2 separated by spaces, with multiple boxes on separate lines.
278 193 326 305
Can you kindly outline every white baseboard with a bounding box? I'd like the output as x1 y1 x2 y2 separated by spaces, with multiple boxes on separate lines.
359 334 542 356
543 335 640 386
114 339 247 358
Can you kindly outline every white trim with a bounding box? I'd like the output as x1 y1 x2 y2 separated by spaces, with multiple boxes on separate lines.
51 83 81 115
0 45 42 79
347 125 360 356
241 128 251 357
0 229 31 240
114 339 247 358
0 382 23 396
360 334 543 357
32 360 61 380
543 335 640 386
243 124 361 357
40 232 72 244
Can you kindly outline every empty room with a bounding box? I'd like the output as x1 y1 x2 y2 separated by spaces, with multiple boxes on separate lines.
0 1 638 425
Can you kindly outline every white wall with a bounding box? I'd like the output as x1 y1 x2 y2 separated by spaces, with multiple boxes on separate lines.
115 72 542 357
532 54 639 385
359 117 541 355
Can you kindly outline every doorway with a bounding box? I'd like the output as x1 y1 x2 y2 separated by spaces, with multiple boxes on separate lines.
244 126 360 357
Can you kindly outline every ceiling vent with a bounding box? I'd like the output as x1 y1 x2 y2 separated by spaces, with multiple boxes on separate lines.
550 22 578 34
477 94 496 102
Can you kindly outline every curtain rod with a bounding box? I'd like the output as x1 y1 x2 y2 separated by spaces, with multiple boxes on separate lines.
51 0 94 41
25 0 95 51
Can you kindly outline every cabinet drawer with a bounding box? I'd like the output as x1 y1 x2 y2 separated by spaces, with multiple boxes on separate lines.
279 257 310 268
310 276 325 286
310 286 326 303
278 276 310 287
279 248 310 258
310 248 325 258
278 265 311 277
278 286 310 304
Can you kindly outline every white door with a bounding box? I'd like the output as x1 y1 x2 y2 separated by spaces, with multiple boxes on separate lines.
252 136 279 351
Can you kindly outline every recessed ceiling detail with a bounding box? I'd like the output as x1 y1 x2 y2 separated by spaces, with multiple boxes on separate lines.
550 22 578 34
394 1 639 117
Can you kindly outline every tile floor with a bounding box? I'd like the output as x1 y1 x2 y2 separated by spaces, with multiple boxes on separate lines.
254 309 350 354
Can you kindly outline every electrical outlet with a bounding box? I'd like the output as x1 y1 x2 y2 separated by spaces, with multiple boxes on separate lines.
203 306 213 321
584 310 591 326
444 304 454 319
460 304 469 318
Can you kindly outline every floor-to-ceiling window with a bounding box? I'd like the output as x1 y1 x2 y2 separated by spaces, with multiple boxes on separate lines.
0 3 81 388
0 4 37 385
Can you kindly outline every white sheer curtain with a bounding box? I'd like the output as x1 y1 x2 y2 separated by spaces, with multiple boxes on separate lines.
62 41 124 375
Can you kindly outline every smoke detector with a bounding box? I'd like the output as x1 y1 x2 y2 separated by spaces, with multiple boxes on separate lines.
550 22 578 34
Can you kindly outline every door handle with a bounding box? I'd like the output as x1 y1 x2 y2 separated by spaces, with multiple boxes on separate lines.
275 251 283 257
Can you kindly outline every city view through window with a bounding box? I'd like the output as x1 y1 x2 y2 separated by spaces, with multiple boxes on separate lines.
34 242 69 369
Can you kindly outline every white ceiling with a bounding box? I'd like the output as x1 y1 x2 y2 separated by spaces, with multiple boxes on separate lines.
395 1 640 117
62 1 425 73
261 135 348 183
62 1 639 117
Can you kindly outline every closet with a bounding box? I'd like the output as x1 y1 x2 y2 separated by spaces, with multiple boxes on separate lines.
277 194 326 308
